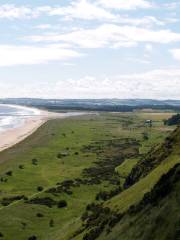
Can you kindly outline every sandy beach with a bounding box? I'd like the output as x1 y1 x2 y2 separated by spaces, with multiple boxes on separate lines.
0 107 86 152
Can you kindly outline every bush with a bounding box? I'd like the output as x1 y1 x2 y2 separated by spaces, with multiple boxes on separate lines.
49 219 54 227
28 236 37 240
32 159 38 165
57 200 67 208
19 165 24 169
1 195 25 206
36 213 44 218
37 186 43 192
26 197 57 208
6 171 12 176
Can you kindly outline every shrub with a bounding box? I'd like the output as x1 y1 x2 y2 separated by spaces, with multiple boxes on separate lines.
36 213 44 218
28 236 37 240
26 197 57 208
57 200 67 208
49 219 54 227
6 171 12 176
19 165 24 169
37 186 43 192
32 159 38 165
1 195 25 206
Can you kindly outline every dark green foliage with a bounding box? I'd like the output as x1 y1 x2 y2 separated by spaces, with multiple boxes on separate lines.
28 236 37 240
46 180 75 195
0 232 3 238
96 187 122 201
32 159 38 165
21 222 27 229
82 138 140 185
143 132 149 140
57 152 69 158
124 128 179 189
128 163 180 215
36 213 44 218
37 186 43 192
49 219 54 227
19 165 24 169
26 197 57 208
79 203 123 240
0 177 7 182
6 171 12 176
57 200 67 208
164 114 180 126
1 195 26 206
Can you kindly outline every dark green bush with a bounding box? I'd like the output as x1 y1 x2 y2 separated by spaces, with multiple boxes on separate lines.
49 219 54 227
28 236 37 240
37 186 43 192
32 159 38 165
36 213 44 218
57 200 67 208
6 171 12 176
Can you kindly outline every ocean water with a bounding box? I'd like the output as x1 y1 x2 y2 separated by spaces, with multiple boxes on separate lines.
0 104 41 132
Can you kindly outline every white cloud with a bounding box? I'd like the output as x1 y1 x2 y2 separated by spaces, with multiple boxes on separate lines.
47 0 116 21
170 49 180 61
1 68 179 99
50 69 180 99
98 0 153 10
0 45 81 66
28 24 180 49
0 1 116 21
34 24 53 30
0 4 36 19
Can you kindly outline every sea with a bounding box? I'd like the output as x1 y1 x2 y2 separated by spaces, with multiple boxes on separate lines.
0 104 41 132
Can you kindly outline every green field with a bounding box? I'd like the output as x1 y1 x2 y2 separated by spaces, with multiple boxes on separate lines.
0 111 177 240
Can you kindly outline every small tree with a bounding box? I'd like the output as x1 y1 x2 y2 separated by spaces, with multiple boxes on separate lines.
6 171 12 176
19 165 24 169
32 159 38 165
28 236 37 240
57 200 67 208
49 219 54 227
37 186 43 192
36 213 44 218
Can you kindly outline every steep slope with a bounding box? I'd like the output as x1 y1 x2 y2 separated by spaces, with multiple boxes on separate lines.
73 127 180 240
124 126 180 188
98 163 180 240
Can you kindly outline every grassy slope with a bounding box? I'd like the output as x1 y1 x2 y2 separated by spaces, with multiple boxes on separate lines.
0 112 175 240
96 127 180 240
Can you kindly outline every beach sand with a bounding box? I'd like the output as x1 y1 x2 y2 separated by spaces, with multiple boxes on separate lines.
0 109 85 152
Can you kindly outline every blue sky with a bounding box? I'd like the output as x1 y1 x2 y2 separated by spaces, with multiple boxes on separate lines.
0 0 180 99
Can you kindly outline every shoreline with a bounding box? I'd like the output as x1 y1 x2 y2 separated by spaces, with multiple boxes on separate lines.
0 107 87 153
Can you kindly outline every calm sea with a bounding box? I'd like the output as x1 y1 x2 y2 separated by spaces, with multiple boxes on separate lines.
0 105 40 132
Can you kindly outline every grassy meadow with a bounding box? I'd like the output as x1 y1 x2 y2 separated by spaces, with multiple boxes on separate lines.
0 111 176 240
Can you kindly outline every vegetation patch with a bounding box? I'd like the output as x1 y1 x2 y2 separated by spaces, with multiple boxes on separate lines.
1 195 26 206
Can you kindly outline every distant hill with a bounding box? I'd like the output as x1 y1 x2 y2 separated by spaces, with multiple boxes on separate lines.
0 98 180 112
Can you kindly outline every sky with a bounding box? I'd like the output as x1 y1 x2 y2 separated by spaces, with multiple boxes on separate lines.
0 0 180 99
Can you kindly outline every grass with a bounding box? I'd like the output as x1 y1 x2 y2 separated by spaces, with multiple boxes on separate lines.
115 157 139 179
0 111 176 240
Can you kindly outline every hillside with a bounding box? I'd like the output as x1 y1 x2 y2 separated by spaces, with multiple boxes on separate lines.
0 111 177 240
73 127 180 240
164 114 180 126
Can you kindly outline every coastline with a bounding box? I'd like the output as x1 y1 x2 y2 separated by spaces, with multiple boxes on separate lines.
0 107 87 152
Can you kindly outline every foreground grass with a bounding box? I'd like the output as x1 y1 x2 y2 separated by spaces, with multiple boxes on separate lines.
0 111 175 240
